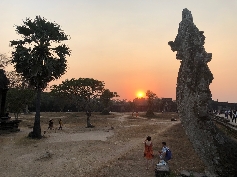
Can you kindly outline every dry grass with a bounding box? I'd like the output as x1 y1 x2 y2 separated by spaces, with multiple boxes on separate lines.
92 112 206 177
0 112 207 177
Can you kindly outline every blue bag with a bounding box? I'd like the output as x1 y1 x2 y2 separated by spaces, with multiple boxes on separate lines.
165 148 172 161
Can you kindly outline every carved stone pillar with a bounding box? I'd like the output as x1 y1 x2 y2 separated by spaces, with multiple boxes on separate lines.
169 8 237 177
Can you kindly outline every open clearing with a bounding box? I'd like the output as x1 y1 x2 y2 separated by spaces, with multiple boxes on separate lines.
0 112 206 177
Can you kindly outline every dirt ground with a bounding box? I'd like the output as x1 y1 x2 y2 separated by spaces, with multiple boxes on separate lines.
0 112 206 177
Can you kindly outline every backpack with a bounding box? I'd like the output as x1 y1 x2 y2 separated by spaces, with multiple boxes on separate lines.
165 147 172 161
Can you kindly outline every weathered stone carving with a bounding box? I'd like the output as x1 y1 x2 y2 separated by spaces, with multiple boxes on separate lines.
0 69 9 117
0 69 21 131
169 8 237 177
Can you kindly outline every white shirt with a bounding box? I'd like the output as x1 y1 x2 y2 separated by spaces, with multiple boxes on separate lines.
162 146 168 153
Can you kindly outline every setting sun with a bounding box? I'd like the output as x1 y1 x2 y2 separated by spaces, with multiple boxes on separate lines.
136 91 145 98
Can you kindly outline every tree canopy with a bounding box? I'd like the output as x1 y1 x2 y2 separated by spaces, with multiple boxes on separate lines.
10 16 70 90
6 71 35 118
51 78 105 127
146 90 157 116
100 89 119 114
51 78 105 111
10 16 70 138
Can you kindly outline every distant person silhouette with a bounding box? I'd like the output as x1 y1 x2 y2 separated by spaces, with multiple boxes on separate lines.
48 119 54 130
225 111 228 119
58 119 63 130
232 110 237 123
228 110 232 118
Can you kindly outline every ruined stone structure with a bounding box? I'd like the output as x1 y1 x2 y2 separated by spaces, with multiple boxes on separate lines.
168 9 237 177
0 69 9 117
0 69 21 131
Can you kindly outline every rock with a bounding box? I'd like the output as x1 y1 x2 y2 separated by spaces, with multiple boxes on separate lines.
192 171 207 177
180 170 190 176
37 150 53 160
155 164 170 177
168 8 237 176
180 170 207 177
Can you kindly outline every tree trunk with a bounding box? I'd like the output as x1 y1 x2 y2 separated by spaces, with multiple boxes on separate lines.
86 116 91 127
15 112 19 120
86 114 94 128
24 104 29 114
31 88 42 138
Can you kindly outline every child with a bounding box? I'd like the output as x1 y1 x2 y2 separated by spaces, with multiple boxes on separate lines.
58 119 63 130
48 119 54 130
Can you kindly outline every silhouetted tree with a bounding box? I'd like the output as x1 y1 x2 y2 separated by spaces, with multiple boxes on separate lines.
146 90 156 117
6 71 35 117
100 89 119 115
7 88 34 119
154 97 162 112
51 78 104 127
10 16 70 138
128 100 136 112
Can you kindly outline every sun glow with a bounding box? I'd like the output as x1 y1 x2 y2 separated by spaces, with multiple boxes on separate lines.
137 91 145 98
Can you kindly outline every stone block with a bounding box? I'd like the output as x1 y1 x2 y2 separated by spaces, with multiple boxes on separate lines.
155 164 170 177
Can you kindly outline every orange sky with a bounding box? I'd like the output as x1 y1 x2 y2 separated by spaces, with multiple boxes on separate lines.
0 1 237 102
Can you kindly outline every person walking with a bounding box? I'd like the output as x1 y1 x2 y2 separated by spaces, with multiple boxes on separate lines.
48 119 54 130
144 136 154 170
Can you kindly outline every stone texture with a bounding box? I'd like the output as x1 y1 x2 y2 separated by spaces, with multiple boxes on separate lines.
155 164 170 177
180 170 207 177
169 8 237 177
0 69 9 117
180 170 190 176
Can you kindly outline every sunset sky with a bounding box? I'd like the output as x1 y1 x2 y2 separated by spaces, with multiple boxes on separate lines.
0 0 236 102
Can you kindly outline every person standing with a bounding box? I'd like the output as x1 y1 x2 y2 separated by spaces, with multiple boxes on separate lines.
58 119 63 130
229 110 233 119
232 110 237 123
225 110 228 119
144 136 154 170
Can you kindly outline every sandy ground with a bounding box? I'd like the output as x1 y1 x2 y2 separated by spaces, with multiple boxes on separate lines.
0 112 206 177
